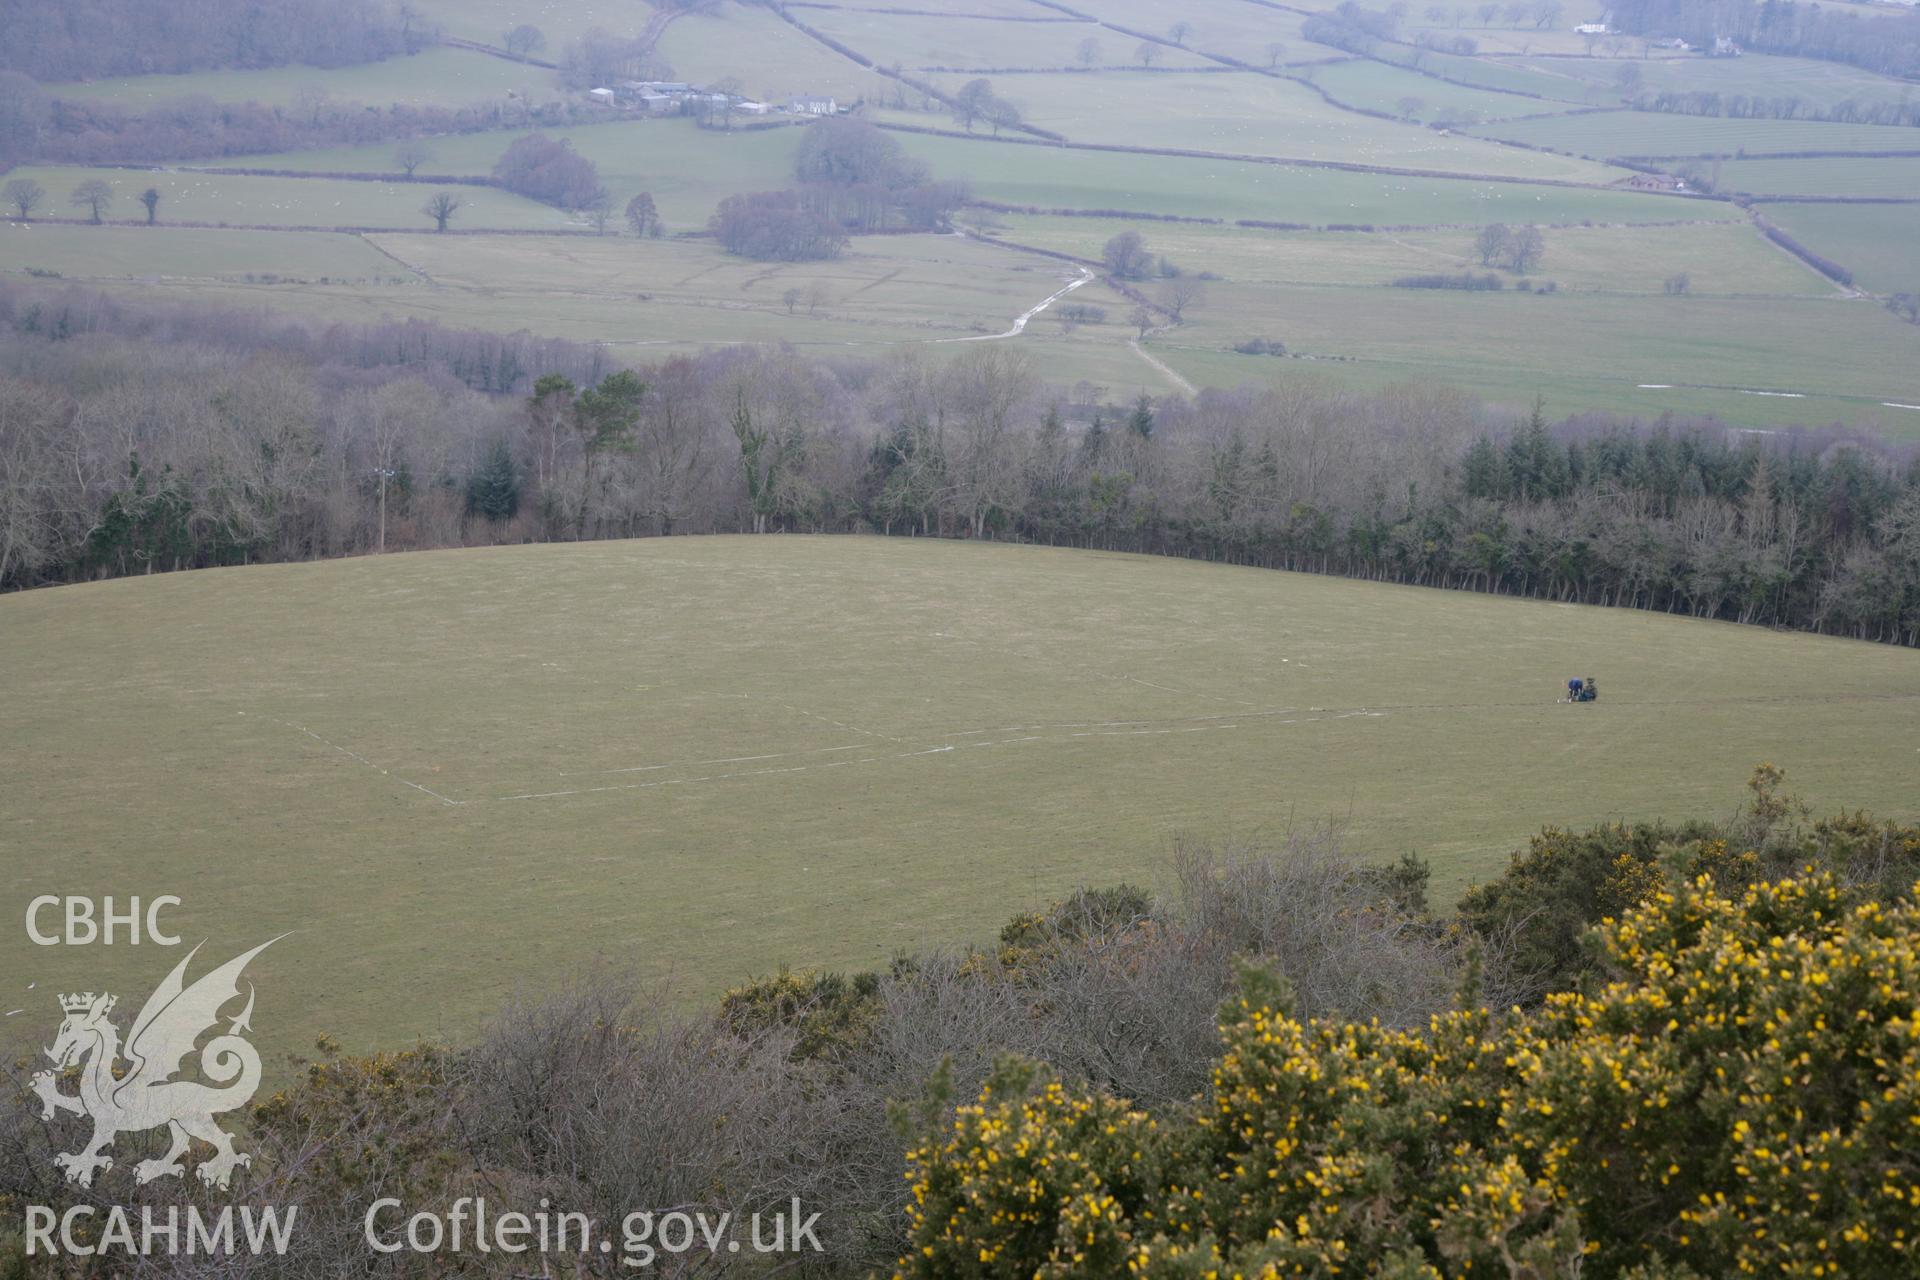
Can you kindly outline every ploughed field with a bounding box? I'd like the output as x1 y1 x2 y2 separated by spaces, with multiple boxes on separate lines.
3 536 1916 1056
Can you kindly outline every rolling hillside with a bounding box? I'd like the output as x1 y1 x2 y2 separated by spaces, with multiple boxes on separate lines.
3 536 1915 1055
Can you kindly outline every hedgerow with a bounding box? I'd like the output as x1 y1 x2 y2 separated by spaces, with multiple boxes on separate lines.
897 871 1920 1277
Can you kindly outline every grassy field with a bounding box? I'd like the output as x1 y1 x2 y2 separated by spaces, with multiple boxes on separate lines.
0 225 1153 382
3 536 1915 1056
412 0 641 50
38 47 553 111
1372 44 1599 102
219 119 810 228
1302 58 1559 123
978 214 1832 295
0 166 573 231
799 7 1215 71
1715 156 1920 198
913 133 1716 224
1755 202 1920 294
656 3 900 106
897 72 1618 179
1495 53 1920 116
1469 109 1920 157
0 223 421 283
1157 284 1920 431
207 117 1695 230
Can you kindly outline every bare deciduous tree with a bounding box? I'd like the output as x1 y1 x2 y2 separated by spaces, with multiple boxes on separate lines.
69 179 113 223
394 141 433 176
4 177 45 220
1159 275 1208 323
421 191 462 232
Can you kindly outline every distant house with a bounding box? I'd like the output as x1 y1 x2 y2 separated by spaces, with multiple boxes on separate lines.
1712 35 1741 56
1653 36 1692 50
588 87 616 105
1574 22 1611 34
787 95 838 116
638 93 674 113
737 101 772 115
1614 172 1686 192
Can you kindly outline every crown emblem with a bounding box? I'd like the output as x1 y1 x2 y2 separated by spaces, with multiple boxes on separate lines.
59 992 114 1015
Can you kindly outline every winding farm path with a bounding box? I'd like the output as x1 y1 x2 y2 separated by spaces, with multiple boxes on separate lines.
937 268 1094 342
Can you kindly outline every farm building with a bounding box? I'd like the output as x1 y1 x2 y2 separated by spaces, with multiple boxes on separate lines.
1613 172 1686 192
788 95 838 115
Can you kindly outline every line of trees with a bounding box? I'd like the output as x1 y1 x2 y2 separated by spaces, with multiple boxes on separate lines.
1631 90 1920 129
2 283 1916 644
0 82 602 168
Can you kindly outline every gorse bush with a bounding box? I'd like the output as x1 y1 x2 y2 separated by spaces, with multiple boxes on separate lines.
897 870 1920 1278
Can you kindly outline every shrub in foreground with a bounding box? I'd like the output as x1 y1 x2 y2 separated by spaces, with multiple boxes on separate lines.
898 871 1920 1277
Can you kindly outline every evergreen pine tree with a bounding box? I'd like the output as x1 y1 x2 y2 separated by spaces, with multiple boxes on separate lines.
467 440 521 520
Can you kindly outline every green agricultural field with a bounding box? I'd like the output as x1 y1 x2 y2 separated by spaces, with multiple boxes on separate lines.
3 537 1914 1056
898 71 1618 179
655 3 899 106
0 226 1150 381
37 47 551 111
1469 109 1920 157
368 229 1103 342
1372 44 1598 103
975 214 1832 295
1496 52 1920 116
411 0 643 51
1715 156 1920 198
0 224 420 284
222 119 809 228
0 166 571 231
904 132 1718 224
1159 284 1920 430
1755 202 1920 295
211 115 1685 230
799 8 1214 71
1302 58 1559 123
1035 0 1341 60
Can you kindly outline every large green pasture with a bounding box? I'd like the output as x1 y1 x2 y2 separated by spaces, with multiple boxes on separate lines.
1373 43 1598 102
220 119 808 228
1496 52 1920 116
412 0 649 50
910 133 1713 224
1158 284 1920 430
1303 58 1558 123
0 225 1135 367
655 3 898 106
1716 156 1920 198
978 214 1830 296
38 47 552 111
798 7 1214 70
1470 110 1920 157
900 71 1617 179
4 537 1914 1055
0 224 419 283
209 118 1686 229
0 166 571 231
1755 202 1920 294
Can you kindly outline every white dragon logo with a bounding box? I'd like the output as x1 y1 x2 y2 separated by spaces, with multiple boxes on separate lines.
29 938 280 1190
